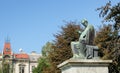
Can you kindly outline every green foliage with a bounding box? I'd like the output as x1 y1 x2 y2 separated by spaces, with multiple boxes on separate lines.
33 57 50 73
33 42 53 73
3 63 10 73
94 24 113 59
97 1 120 30
0 65 2 73
105 2 120 30
47 21 82 73
37 21 82 73
3 64 9 73
96 1 120 73
42 42 53 57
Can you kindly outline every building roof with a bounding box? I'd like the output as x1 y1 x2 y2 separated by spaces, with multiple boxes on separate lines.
29 52 41 61
15 53 29 59
2 40 41 60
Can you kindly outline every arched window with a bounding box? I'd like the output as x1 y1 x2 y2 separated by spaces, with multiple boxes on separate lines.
4 55 10 59
19 64 25 73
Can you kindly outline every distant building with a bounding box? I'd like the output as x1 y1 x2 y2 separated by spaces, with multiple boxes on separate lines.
0 40 41 73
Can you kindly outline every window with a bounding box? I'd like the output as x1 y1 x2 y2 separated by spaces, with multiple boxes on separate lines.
6 48 9 51
32 66 35 70
32 57 35 60
19 64 25 73
4 55 10 59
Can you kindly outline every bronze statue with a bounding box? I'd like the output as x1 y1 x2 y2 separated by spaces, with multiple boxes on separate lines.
71 19 98 59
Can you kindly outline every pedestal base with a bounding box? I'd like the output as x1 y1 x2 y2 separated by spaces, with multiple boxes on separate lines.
58 58 112 73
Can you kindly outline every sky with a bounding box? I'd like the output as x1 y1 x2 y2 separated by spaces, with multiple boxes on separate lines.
0 0 119 54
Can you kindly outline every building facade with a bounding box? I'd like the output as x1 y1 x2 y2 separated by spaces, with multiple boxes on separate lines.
0 41 41 73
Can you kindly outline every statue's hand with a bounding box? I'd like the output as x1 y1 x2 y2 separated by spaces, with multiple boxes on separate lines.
78 30 82 34
80 40 87 44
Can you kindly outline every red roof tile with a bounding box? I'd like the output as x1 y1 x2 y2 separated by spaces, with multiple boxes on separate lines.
15 53 29 59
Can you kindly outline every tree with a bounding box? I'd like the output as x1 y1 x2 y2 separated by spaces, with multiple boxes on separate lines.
96 1 120 73
33 42 53 73
94 24 113 59
33 57 50 73
42 42 53 57
94 24 120 73
97 1 120 31
0 64 2 73
2 61 10 73
47 21 82 73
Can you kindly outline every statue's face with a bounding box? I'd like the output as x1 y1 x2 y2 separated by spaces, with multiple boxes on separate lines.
81 20 86 24
81 19 88 27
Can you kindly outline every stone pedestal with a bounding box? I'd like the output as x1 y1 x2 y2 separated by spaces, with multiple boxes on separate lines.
58 58 112 73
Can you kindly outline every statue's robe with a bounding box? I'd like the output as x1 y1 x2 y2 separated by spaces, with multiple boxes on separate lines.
79 24 94 57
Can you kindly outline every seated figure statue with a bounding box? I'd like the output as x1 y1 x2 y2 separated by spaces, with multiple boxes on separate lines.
71 19 95 59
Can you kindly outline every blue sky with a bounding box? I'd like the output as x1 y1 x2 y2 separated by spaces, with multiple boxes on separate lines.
0 0 119 54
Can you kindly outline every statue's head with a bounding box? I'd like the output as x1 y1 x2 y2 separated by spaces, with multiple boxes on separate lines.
81 19 88 27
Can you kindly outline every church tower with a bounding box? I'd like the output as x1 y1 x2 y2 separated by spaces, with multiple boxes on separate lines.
2 37 13 73
3 37 12 57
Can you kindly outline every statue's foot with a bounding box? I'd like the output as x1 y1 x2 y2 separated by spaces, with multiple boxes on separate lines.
73 54 85 59
73 54 79 58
